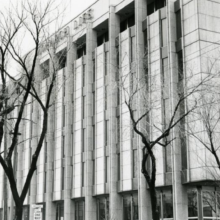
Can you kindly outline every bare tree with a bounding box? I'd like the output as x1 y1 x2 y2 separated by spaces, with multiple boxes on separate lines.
0 1 68 219
117 49 213 220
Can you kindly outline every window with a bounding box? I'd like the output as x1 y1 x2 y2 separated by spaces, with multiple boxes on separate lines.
176 10 182 40
97 32 109 46
105 157 109 183
82 162 85 187
82 65 86 87
41 60 49 79
62 167 65 190
93 125 95 150
105 120 109 146
117 153 121 181
157 189 173 219
83 96 86 119
147 0 166 16
133 149 138 178
56 203 64 220
120 14 135 32
44 171 47 193
161 18 167 47
188 190 198 218
123 194 138 220
105 86 108 110
75 200 85 220
22 206 29 220
44 141 47 163
105 52 109 76
62 136 65 158
77 44 86 59
97 197 109 220
57 50 67 70
131 36 135 63
82 129 86 152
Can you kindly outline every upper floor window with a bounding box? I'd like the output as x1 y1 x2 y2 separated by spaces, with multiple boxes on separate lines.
41 59 49 79
147 0 166 16
77 43 86 59
57 49 67 70
97 32 109 47
120 14 135 33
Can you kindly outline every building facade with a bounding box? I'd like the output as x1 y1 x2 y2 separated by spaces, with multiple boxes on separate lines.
1 0 220 219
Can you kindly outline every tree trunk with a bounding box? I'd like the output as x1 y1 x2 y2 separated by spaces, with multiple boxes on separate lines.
13 205 23 220
149 185 159 220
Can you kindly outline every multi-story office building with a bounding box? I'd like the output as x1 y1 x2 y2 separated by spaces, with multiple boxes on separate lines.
1 0 220 219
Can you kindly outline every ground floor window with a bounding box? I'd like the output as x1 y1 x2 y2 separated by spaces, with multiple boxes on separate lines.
156 188 173 220
56 202 64 220
97 197 109 220
123 194 138 220
22 206 29 220
75 200 85 220
0 209 3 220
188 187 220 220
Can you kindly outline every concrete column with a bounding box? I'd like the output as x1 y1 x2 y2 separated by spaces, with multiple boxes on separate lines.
85 22 97 220
64 34 77 220
108 6 123 220
167 0 188 219
29 60 41 220
134 1 152 220
45 55 56 220
28 102 38 219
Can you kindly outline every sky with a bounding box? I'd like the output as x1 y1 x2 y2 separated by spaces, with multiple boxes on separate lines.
0 0 96 77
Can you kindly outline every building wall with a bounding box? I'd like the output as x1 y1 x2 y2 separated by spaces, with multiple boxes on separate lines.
2 0 220 220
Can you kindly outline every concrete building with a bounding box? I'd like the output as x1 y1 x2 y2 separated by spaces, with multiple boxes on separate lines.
1 0 220 219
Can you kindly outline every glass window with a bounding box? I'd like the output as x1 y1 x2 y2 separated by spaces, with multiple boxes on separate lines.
105 157 110 183
75 200 85 220
44 172 47 193
123 197 132 220
176 10 182 40
163 190 173 218
133 149 138 178
118 153 120 181
56 203 64 220
161 19 167 47
22 206 29 220
131 37 135 63
82 65 86 87
203 191 217 218
97 198 109 220
188 190 198 217
123 194 139 220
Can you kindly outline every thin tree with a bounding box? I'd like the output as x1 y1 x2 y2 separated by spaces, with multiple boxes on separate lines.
118 51 212 220
0 1 68 219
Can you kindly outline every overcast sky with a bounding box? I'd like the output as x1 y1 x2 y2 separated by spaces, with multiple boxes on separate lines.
0 0 96 77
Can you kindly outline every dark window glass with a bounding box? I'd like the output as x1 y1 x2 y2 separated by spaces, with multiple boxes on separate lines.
83 96 86 119
128 14 135 28
44 141 47 163
82 65 86 87
41 60 50 79
75 201 85 220
97 32 109 46
82 129 86 152
105 156 109 183
203 191 216 217
93 125 95 150
123 195 139 220
131 37 135 63
176 10 182 39
105 120 109 146
161 18 167 47
163 190 173 218
82 162 85 187
188 190 198 217
123 197 132 220
120 14 135 33
22 206 29 220
77 44 86 59
97 198 109 220
56 203 64 220
133 149 138 178
44 171 47 193
147 2 155 16
62 167 65 190
118 153 120 181
57 50 67 70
